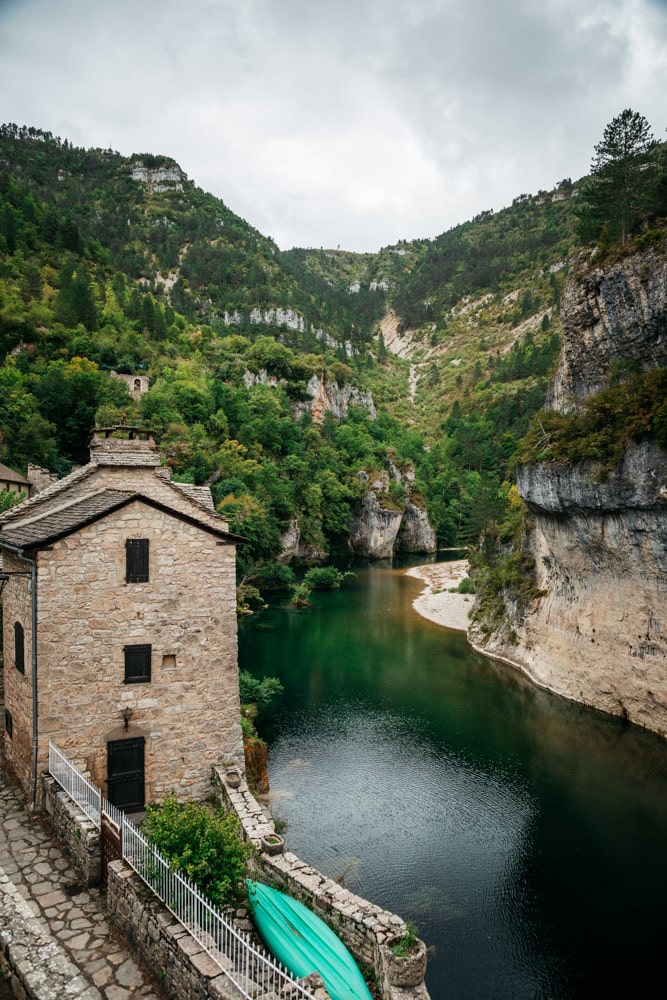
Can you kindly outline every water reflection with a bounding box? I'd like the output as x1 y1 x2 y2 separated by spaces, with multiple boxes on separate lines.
240 564 667 1000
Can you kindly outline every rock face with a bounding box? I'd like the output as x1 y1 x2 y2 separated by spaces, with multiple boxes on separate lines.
472 243 667 737
129 161 185 193
349 470 437 559
291 374 377 424
547 246 667 412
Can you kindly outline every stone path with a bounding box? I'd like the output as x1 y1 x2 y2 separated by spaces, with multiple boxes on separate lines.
0 753 164 1000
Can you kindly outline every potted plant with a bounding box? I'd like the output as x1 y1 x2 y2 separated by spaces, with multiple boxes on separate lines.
260 832 285 856
225 767 242 788
382 922 427 987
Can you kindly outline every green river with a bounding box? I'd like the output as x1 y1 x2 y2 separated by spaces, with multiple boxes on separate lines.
239 560 667 1000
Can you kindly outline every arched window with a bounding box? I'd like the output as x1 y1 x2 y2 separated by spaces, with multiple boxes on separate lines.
14 622 25 674
133 378 142 391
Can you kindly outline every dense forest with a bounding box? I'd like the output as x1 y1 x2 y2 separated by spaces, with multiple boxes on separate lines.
1 116 665 605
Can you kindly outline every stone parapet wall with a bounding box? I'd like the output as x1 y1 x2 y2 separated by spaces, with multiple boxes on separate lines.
41 774 100 887
106 859 243 1000
212 767 430 1000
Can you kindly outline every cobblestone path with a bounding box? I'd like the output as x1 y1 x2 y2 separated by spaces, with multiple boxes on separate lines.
0 754 164 1000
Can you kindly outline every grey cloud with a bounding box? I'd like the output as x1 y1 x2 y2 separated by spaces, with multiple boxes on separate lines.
0 0 665 251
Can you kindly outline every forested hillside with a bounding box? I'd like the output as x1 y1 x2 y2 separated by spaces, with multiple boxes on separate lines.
7 121 658 601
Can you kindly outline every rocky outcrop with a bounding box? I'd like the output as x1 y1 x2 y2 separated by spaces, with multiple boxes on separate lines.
472 441 667 734
349 482 404 559
129 160 185 193
349 470 437 559
547 246 667 412
223 309 352 357
291 374 376 424
472 241 667 737
277 518 327 564
396 502 438 553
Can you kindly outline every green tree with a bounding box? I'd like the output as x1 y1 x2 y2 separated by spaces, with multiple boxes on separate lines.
579 109 655 245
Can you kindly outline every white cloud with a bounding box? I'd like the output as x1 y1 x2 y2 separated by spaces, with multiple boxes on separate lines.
0 0 665 251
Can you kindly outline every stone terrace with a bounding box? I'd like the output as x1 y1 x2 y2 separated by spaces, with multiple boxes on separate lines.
0 749 163 1000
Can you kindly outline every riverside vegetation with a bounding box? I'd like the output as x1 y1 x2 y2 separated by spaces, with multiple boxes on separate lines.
0 113 665 618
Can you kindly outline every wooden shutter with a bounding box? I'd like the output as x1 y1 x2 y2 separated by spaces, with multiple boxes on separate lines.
126 538 149 582
124 644 151 683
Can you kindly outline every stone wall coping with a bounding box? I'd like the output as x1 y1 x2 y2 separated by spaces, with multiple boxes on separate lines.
213 765 431 999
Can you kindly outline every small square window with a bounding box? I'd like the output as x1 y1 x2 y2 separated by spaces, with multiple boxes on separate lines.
126 539 149 583
4 709 13 738
14 622 25 674
124 644 152 684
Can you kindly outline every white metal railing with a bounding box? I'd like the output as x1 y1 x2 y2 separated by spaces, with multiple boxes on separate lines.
48 742 101 826
123 818 314 999
48 743 315 1000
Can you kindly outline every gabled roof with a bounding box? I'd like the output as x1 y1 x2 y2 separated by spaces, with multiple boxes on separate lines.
0 489 244 553
0 462 29 486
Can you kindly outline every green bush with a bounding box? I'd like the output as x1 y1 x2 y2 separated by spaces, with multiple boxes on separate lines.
456 576 475 594
303 566 354 590
239 670 284 706
143 796 254 911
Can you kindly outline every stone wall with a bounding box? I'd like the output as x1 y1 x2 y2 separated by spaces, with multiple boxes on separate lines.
41 775 100 887
106 860 240 1000
212 767 430 1000
0 550 34 795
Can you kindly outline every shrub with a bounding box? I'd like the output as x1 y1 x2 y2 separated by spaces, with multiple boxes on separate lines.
303 566 354 590
239 670 283 706
143 796 253 911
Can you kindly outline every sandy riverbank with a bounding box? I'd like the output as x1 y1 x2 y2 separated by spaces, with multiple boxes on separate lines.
405 559 472 632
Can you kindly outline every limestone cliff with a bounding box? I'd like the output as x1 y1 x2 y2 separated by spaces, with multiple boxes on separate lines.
349 468 437 559
548 245 667 412
290 374 377 424
471 241 667 737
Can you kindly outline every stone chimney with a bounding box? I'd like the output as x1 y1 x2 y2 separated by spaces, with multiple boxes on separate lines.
88 426 163 468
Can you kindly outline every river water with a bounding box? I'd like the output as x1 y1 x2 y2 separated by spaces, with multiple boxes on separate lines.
239 561 667 1000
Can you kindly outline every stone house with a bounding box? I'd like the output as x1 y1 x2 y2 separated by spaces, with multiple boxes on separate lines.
0 461 31 498
0 427 244 809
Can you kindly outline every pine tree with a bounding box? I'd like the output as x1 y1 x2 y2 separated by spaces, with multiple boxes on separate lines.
579 109 656 246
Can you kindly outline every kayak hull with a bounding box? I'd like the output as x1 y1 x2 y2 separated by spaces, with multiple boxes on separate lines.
246 879 373 1000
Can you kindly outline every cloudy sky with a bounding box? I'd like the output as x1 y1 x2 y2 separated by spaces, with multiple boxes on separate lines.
1 0 666 252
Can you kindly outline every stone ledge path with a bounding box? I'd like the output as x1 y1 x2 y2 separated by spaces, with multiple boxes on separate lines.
0 752 164 1000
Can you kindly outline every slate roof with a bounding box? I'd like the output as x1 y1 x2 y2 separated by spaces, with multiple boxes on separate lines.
0 462 29 486
0 490 132 550
0 489 244 552
171 482 216 512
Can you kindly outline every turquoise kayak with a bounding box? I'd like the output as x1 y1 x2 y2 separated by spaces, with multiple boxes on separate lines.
246 879 373 1000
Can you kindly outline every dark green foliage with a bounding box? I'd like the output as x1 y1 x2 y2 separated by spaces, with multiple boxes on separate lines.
238 670 284 705
142 795 253 911
578 110 663 247
303 566 354 590
515 369 667 469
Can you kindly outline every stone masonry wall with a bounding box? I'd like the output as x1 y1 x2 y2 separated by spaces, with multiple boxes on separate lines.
30 501 242 802
212 767 430 1000
106 860 240 1000
1 550 34 795
41 775 101 887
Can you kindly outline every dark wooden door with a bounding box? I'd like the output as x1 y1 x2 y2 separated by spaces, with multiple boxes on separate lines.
107 737 145 810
